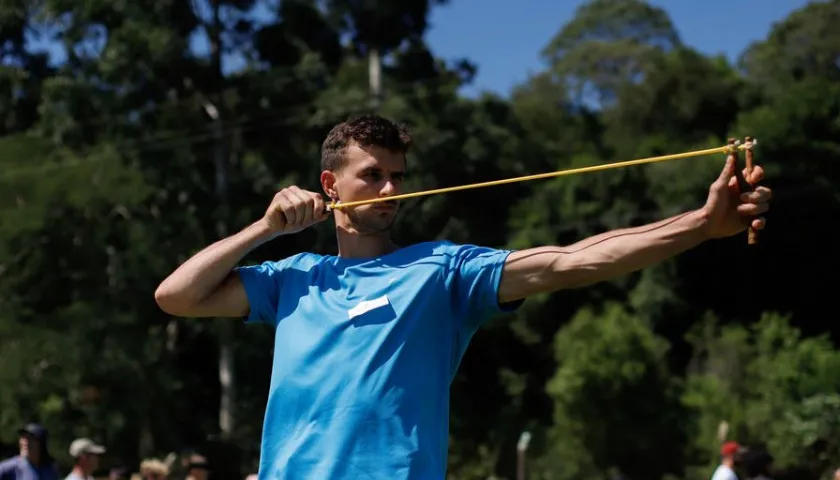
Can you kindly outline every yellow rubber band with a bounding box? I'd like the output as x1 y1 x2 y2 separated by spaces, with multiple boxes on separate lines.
328 143 749 210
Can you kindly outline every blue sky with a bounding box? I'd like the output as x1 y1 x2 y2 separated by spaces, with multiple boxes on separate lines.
424 0 812 97
25 0 812 99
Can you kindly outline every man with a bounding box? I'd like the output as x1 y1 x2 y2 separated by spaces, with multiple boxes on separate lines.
184 454 209 480
108 466 129 480
155 115 771 479
0 423 60 480
65 438 106 480
137 459 168 480
746 451 774 480
712 441 745 480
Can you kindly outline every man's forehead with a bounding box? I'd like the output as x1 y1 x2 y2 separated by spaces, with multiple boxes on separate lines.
346 144 405 170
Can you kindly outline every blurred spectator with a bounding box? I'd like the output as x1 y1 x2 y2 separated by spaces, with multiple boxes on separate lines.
185 454 209 480
0 423 60 480
711 441 746 480
65 438 106 480
108 467 128 480
138 459 168 480
743 450 774 480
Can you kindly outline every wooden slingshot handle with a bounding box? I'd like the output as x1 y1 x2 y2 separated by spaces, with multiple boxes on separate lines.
727 137 759 245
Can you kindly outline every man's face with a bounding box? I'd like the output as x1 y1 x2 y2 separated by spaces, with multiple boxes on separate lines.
188 467 208 480
326 143 406 235
19 433 39 460
82 452 101 471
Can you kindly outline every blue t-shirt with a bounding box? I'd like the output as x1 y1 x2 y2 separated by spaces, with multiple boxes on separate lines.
235 240 522 479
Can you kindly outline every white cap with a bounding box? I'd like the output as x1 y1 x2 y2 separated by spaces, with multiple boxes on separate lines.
69 438 106 457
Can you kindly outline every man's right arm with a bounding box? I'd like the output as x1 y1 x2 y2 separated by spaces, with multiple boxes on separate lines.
155 185 329 319
154 219 276 318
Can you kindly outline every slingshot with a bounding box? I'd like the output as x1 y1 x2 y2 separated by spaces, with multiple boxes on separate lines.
327 138 760 244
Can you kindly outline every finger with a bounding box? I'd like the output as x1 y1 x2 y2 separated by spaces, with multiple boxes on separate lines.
288 187 313 227
311 193 328 221
740 186 772 203
728 175 738 189
718 156 735 185
756 185 772 199
752 216 766 230
284 186 307 226
268 192 288 228
277 191 296 226
737 202 769 216
747 165 765 184
301 191 316 227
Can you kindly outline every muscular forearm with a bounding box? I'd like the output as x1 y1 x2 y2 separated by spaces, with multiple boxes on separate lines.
550 209 709 289
155 219 274 310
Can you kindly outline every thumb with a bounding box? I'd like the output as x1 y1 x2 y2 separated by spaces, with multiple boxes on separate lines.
716 156 735 185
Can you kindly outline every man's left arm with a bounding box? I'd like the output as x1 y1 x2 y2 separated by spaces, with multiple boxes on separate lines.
497 154 773 304
498 209 709 303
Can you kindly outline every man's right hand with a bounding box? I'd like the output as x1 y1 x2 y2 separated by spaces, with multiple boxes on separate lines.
262 186 331 236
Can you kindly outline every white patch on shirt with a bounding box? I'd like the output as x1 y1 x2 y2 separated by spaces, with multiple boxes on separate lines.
347 295 390 320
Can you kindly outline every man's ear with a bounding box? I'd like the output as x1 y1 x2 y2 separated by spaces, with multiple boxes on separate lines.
320 170 339 201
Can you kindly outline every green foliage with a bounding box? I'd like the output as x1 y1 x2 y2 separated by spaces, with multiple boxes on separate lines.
533 303 685 480
682 313 840 479
542 0 682 106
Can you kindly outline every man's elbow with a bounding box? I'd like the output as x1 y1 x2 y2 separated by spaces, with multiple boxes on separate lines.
154 273 249 318
154 283 194 317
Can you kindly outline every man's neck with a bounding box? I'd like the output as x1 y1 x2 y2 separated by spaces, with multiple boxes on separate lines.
72 465 88 477
335 229 398 259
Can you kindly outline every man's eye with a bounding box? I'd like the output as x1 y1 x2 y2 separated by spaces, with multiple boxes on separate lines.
367 171 382 181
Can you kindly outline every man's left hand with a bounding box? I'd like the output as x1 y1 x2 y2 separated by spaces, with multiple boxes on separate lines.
702 156 772 240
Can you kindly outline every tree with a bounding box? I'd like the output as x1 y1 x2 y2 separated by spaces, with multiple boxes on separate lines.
541 0 682 108
535 303 686 480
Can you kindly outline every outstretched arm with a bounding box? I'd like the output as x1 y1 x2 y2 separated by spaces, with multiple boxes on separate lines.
498 157 771 304
498 210 707 303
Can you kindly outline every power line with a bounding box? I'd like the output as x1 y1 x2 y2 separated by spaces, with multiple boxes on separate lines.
0 74 465 181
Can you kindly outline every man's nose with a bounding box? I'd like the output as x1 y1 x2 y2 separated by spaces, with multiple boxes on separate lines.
380 179 398 196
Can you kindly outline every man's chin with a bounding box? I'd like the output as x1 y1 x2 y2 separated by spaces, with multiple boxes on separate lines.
363 214 398 234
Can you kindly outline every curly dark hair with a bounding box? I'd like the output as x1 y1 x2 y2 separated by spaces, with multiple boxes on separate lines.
320 114 413 171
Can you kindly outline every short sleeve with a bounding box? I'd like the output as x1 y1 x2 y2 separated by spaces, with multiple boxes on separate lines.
234 259 288 327
448 243 524 332
0 459 15 480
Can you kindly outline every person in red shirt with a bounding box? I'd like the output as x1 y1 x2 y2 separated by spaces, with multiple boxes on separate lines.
712 441 746 480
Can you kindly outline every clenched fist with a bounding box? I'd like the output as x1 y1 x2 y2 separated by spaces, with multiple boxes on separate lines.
262 186 331 236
